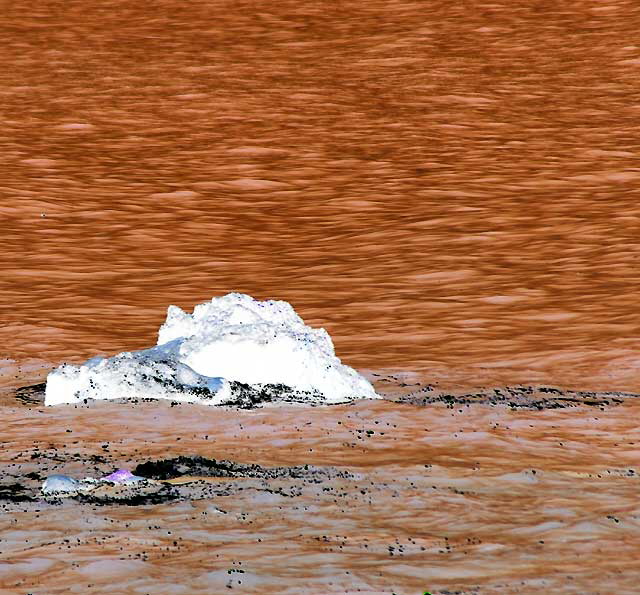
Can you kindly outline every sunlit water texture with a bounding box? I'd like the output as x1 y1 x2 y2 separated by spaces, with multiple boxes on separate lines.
2 0 640 592
1 392 640 594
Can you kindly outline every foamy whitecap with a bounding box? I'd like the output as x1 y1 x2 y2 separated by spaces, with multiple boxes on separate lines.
45 293 377 406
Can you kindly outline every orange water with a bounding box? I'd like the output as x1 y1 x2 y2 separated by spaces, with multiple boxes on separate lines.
2 398 640 594
2 1 640 593
2 0 640 391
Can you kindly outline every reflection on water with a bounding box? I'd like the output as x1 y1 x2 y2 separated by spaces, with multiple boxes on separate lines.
1 0 640 592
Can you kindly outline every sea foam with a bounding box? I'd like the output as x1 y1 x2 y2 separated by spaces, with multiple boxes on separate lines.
45 293 377 406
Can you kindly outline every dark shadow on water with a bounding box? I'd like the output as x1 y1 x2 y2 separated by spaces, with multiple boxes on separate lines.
14 382 46 405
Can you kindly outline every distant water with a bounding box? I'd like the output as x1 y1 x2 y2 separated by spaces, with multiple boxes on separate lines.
1 1 639 394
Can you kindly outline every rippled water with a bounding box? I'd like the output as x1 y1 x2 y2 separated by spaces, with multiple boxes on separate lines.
3 0 640 391
2 398 640 594
2 1 640 593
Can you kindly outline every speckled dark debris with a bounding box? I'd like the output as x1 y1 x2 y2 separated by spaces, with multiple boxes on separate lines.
0 454 351 510
393 383 637 410
14 382 46 405
134 455 351 482
11 380 325 409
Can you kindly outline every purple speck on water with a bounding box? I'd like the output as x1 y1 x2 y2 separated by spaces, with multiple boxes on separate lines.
102 469 139 483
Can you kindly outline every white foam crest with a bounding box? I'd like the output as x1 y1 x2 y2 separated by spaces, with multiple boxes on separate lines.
45 293 377 406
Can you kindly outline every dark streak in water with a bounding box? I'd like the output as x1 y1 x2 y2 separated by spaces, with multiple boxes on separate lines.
389 380 639 409
0 453 351 510
13 378 640 411
134 455 352 482
14 382 46 405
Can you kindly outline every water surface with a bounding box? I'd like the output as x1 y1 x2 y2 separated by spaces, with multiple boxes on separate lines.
1 1 640 593
2 397 640 594
2 0 639 391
